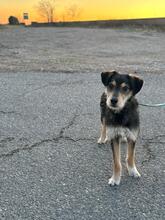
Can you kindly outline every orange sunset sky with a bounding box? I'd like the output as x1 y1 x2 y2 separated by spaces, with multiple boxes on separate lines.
0 0 165 24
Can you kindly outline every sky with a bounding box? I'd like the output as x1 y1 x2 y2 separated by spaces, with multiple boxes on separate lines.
0 0 165 24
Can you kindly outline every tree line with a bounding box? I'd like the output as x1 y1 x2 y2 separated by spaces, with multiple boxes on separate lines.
8 0 82 25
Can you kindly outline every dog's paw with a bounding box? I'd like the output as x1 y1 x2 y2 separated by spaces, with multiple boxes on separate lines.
108 176 121 186
97 137 109 144
103 137 109 143
127 165 141 178
97 137 104 144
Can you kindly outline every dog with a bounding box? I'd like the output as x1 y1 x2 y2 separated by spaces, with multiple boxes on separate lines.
98 71 143 186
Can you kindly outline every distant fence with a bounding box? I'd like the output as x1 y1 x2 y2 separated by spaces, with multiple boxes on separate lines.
31 18 165 29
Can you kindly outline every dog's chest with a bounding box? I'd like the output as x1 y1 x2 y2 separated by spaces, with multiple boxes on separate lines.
106 110 129 127
107 126 139 142
106 111 139 141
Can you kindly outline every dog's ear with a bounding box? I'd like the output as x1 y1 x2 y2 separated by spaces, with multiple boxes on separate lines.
101 71 117 86
129 74 143 95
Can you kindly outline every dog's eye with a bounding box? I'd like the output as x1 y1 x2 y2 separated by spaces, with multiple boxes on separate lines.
122 86 129 92
109 83 115 90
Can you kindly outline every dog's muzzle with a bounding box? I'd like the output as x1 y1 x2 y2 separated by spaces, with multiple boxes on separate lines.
111 97 118 107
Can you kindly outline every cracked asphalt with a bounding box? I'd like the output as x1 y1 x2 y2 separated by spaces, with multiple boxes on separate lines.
0 26 165 219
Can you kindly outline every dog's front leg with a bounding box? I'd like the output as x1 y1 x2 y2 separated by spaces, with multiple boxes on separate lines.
126 139 141 178
108 138 122 186
98 118 109 144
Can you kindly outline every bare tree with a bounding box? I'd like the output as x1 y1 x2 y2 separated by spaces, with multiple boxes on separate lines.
36 0 56 23
66 4 82 21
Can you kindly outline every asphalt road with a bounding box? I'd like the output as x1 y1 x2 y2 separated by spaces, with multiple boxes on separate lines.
0 27 165 219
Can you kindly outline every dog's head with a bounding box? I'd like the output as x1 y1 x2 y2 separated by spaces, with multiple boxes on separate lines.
101 71 143 112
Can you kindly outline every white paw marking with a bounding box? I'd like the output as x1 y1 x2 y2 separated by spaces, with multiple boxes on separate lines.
97 137 104 144
108 175 121 186
103 137 109 143
127 165 141 178
97 136 109 144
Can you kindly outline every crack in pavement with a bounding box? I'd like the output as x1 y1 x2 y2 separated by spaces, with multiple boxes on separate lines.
19 80 84 98
142 134 165 142
144 141 165 144
20 84 53 97
142 135 165 145
62 136 96 142
0 110 20 115
1 123 163 161
0 137 15 146
0 113 94 159
140 133 165 165
141 141 156 166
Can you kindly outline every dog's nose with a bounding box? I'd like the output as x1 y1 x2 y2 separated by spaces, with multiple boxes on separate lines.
111 97 118 106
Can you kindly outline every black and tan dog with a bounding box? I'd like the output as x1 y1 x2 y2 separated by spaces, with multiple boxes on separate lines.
98 71 143 186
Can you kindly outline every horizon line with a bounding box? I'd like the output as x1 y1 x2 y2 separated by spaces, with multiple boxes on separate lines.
1 16 165 25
